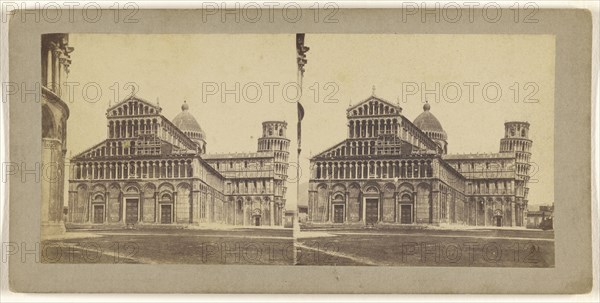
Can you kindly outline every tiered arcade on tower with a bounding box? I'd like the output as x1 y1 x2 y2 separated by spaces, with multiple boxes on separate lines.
500 121 532 179
499 121 532 223
258 121 290 200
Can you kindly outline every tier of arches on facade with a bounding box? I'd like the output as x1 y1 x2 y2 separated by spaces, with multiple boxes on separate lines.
81 140 165 158
70 181 225 224
309 181 430 224
79 125 199 160
466 179 515 196
313 159 434 180
449 158 518 176
207 157 287 179
437 182 465 224
348 118 400 138
109 99 158 117
309 181 523 227
318 139 417 159
230 195 279 209
347 119 446 151
72 159 195 180
226 179 273 195
317 126 440 162
73 182 190 223
106 117 196 151
466 195 522 226
210 158 271 173
314 181 421 195
74 181 281 226
108 118 159 139
346 118 437 151
212 158 268 171
310 158 524 203
349 99 399 117
229 194 282 226
443 160 523 197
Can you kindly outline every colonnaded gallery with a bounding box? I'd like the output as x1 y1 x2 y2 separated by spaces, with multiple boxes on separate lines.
66 98 290 227
307 94 532 227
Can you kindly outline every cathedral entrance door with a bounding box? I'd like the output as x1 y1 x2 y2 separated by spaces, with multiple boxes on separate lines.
400 204 412 224
125 199 139 224
161 204 172 224
493 209 503 227
333 205 344 223
93 205 104 224
365 199 379 225
254 216 261 226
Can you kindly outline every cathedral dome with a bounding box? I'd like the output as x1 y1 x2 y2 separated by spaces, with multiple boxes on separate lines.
413 102 448 154
173 101 205 141
413 102 446 136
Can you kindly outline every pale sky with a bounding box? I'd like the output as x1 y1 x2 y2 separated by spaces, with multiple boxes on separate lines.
62 34 555 210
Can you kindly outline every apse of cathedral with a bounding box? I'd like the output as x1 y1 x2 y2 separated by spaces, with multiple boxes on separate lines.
67 97 289 227
308 94 531 227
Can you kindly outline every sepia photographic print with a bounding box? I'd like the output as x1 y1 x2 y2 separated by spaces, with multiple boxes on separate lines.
296 34 555 267
40 34 297 265
4 6 595 295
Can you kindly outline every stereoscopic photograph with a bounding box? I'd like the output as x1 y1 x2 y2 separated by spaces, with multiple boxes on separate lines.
39 32 556 268
5 6 593 295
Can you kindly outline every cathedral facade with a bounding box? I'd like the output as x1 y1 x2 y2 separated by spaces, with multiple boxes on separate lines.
307 94 531 227
67 98 289 227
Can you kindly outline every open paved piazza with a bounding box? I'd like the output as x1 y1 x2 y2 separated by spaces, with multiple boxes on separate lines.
296 227 554 267
41 226 553 267
41 227 294 265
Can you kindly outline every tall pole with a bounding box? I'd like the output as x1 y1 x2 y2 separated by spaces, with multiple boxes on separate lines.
295 43 301 266
294 33 308 265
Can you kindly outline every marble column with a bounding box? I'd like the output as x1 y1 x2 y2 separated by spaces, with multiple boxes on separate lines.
269 201 274 226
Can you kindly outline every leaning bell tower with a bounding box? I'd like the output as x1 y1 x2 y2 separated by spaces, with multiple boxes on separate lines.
499 121 532 226
257 121 290 203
